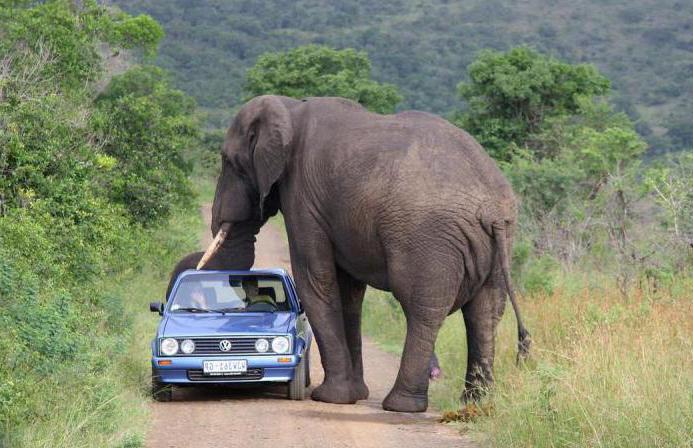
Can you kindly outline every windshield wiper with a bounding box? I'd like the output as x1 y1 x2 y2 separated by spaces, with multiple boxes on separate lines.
213 307 247 314
173 307 216 313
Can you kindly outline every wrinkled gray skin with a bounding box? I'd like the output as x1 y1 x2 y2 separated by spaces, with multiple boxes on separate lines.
177 95 531 412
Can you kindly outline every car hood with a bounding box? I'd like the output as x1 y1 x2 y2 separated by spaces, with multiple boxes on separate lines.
162 312 293 337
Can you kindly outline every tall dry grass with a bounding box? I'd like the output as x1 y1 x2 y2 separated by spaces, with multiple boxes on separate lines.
362 272 692 447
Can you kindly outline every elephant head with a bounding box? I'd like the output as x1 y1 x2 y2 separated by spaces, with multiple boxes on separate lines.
198 95 294 270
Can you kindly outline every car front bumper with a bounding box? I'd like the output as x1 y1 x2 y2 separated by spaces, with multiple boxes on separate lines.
152 354 301 384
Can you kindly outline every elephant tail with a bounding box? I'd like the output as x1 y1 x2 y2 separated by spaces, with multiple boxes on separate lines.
493 222 532 364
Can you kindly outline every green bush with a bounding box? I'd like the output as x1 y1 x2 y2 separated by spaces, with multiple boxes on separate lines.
455 46 610 161
0 2 201 446
521 255 560 296
92 65 198 225
245 45 402 114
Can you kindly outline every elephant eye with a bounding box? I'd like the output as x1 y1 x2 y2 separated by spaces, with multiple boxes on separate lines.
221 153 234 169
222 153 239 172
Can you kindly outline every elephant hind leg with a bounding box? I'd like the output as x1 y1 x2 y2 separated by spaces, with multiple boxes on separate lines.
336 266 369 400
382 307 447 413
461 284 501 403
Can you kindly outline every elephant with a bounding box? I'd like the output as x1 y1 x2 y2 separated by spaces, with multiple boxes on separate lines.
190 95 530 412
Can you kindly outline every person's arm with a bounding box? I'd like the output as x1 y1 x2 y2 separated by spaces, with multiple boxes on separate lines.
252 295 276 306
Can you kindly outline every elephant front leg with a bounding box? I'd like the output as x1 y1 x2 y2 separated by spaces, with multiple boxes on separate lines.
461 286 499 402
290 238 357 404
337 266 369 400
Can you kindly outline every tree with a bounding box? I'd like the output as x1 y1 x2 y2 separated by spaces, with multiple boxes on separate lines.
643 152 693 240
455 46 610 161
0 0 163 91
92 65 198 224
244 45 402 114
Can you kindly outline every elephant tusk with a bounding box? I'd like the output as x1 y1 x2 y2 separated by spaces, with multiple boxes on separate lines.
196 222 231 270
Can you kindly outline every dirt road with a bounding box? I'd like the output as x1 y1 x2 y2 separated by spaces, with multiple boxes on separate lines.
146 205 471 448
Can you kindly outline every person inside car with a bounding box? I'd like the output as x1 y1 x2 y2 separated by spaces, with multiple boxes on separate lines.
170 284 211 312
242 278 277 311
190 285 209 309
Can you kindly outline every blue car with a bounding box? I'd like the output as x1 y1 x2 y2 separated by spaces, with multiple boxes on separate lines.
149 269 312 402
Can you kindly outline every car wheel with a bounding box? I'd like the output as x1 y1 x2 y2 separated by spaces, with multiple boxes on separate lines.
288 355 306 400
304 346 311 387
151 368 173 402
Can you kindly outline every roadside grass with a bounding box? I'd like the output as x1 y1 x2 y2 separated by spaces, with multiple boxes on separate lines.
192 171 218 204
1 201 201 448
362 271 693 447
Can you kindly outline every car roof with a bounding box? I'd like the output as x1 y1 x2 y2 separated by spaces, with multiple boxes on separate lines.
177 268 290 280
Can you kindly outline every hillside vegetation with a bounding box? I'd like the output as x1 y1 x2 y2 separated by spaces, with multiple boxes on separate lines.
113 0 693 153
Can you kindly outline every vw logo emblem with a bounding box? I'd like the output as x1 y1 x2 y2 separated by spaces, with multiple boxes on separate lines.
219 339 232 352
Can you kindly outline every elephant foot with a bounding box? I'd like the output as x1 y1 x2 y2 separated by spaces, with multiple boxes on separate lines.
461 384 489 403
382 389 428 413
311 380 357 404
352 379 369 401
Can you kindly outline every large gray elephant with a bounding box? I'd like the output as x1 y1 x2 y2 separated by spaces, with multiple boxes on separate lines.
192 95 530 412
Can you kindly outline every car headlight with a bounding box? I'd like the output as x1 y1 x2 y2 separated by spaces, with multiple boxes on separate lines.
160 338 179 356
180 339 195 354
271 336 290 354
255 338 269 353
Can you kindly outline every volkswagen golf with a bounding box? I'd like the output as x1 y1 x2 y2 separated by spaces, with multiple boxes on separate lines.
149 269 312 401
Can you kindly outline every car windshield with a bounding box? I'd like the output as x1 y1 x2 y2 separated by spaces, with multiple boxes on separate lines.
170 274 291 313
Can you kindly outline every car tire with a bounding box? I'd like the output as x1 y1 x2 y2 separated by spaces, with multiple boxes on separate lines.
288 355 306 400
304 346 311 387
151 368 173 402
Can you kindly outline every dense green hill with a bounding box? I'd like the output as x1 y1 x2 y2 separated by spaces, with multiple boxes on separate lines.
113 0 692 153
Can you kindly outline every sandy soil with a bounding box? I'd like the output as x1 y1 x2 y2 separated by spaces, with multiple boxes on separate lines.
145 205 471 448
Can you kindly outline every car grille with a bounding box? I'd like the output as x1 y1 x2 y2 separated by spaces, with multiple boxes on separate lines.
187 368 264 382
179 337 268 355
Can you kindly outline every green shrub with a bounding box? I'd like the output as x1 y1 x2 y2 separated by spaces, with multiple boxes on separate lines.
0 2 200 446
245 45 402 114
521 255 560 296
92 65 199 225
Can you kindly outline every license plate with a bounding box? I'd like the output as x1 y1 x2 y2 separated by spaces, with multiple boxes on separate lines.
203 359 247 375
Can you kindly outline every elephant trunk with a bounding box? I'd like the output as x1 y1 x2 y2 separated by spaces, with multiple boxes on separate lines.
197 220 260 271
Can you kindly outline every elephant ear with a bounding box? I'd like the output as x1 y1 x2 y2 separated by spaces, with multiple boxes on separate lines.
250 96 293 218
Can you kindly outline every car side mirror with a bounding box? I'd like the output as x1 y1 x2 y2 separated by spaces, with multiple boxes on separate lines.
149 302 164 315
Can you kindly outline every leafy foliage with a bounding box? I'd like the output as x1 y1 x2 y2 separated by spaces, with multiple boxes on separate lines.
0 1 199 445
0 0 162 91
643 152 693 239
455 47 610 161
92 65 198 224
453 49 645 216
453 48 690 301
245 45 402 113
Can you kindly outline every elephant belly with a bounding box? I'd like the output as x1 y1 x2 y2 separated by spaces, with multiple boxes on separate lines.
332 234 391 291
